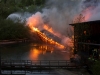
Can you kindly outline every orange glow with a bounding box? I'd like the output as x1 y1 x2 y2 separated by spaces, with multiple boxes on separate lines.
27 19 38 27
29 49 40 60
73 7 93 23
29 45 54 60
83 7 92 21
43 25 54 33
27 15 67 49
84 12 91 21
27 13 42 28
33 27 38 32
67 38 74 47
43 24 61 38
32 27 65 49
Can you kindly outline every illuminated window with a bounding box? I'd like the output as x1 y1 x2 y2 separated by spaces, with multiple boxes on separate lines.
84 31 86 35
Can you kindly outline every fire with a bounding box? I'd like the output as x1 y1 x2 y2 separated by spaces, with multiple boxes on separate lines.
27 12 43 28
27 18 38 27
27 12 74 50
33 27 38 32
43 24 61 38
27 14 65 49
32 27 65 49
43 25 54 33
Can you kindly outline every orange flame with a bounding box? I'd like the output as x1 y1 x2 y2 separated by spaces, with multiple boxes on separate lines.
27 13 74 49
43 25 54 33
32 27 65 49
27 18 38 27
27 12 43 28
27 14 65 49
43 24 61 38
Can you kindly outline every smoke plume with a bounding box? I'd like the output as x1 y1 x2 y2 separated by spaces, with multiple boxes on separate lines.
7 0 100 47
7 12 32 23
27 0 83 36
42 0 83 36
81 0 100 21
26 0 84 47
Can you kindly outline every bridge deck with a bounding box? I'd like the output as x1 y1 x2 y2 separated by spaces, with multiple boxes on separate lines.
1 60 79 71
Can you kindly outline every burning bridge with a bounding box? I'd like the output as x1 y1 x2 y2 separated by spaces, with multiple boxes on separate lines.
31 27 65 49
1 60 79 75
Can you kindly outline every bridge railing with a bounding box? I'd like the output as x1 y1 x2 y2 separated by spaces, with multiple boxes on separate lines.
1 60 81 75
1 60 75 66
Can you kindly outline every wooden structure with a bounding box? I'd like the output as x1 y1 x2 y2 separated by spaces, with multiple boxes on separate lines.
70 20 100 59
1 60 79 75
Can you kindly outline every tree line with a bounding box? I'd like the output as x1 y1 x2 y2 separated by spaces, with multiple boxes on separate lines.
0 0 46 19
0 0 46 40
0 19 31 40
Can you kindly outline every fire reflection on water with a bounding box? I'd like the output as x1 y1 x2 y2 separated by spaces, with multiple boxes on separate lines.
29 49 39 60
29 45 54 60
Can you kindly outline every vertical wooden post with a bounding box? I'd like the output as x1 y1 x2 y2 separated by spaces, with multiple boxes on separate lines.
49 60 50 73
0 49 1 75
58 60 59 68
66 60 67 68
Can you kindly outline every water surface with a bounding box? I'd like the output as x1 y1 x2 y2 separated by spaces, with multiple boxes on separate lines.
0 43 72 75
1 43 71 60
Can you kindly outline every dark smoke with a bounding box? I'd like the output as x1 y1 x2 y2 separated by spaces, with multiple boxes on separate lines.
7 0 100 46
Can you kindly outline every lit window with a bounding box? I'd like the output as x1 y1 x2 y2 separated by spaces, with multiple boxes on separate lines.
84 31 86 35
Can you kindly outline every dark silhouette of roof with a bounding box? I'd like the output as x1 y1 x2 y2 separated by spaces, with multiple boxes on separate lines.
69 20 100 26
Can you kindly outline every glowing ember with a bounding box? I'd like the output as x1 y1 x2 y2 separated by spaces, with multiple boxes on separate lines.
43 24 61 38
32 27 65 49
33 27 38 32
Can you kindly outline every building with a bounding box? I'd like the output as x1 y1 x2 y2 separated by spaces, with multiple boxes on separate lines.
70 20 100 60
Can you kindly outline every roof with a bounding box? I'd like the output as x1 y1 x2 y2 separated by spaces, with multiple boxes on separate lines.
78 42 100 46
69 20 100 26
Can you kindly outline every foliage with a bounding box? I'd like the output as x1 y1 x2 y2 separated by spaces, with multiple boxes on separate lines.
0 0 46 40
73 14 85 23
0 0 46 18
0 19 31 40
91 60 100 75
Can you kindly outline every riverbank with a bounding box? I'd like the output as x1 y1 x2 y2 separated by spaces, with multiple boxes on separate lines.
0 39 30 45
55 68 90 75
